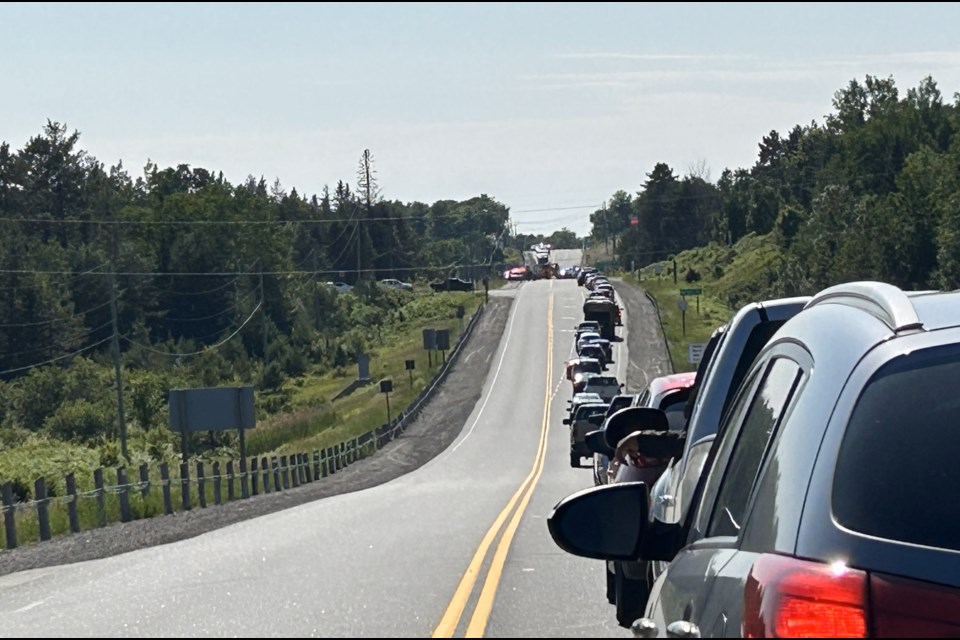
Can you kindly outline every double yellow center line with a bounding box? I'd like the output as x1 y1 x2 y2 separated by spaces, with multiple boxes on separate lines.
432 289 555 638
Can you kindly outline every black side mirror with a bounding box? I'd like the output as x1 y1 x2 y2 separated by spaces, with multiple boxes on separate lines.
562 418 570 425
586 429 614 457
547 482 649 560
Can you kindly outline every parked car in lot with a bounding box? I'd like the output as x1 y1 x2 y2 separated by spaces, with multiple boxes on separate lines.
429 277 474 292
378 278 414 291
325 281 353 294
550 282 960 638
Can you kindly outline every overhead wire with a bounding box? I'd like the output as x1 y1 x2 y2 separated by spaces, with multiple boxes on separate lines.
0 336 114 376
121 301 263 358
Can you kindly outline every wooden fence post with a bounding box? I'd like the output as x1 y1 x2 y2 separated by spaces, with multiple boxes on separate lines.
272 457 281 492
117 468 131 523
160 463 173 515
240 458 249 499
261 457 271 494
94 468 107 527
251 457 260 496
65 473 80 534
35 478 51 541
139 464 150 500
213 462 222 505
226 461 235 501
180 463 191 511
196 462 206 508
2 482 16 549
281 456 291 489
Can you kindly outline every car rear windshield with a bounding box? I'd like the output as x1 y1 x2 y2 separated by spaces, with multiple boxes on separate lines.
833 345 960 551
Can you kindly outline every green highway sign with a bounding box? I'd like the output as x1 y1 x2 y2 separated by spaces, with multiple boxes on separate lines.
680 288 702 296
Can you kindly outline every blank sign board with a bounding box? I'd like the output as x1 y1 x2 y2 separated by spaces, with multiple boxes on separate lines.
169 386 256 432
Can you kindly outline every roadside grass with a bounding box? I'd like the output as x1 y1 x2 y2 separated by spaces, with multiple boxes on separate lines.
625 233 781 372
248 291 483 457
1 290 485 548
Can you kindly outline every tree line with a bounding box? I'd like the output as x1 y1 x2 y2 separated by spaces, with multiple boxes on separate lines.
0 125 509 448
593 75 960 296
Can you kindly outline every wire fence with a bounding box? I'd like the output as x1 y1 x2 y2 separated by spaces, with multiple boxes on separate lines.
1 303 486 550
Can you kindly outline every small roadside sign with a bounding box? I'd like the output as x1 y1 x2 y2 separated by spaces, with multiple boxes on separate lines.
680 288 702 296
678 298 688 311
654 263 662 274
689 343 706 364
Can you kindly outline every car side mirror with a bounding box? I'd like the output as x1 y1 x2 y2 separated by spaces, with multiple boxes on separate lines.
586 429 614 457
547 482 650 560
562 418 570 425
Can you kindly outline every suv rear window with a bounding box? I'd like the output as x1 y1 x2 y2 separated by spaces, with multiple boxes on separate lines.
833 345 960 551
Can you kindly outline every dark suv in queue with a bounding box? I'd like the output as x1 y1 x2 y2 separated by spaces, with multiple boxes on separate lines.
549 282 960 638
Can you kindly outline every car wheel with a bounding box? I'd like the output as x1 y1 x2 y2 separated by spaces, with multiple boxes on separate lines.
614 563 649 629
570 451 580 468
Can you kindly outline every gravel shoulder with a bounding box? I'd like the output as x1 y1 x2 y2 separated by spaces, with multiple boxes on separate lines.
613 278 673 393
0 297 514 577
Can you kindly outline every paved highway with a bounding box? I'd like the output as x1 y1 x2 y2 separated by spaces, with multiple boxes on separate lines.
0 249 633 638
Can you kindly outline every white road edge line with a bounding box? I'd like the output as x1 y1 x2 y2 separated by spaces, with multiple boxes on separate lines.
449 296 521 454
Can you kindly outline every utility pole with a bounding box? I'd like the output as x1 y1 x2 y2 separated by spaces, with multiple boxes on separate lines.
360 149 374 282
108 266 128 460
260 272 269 366
603 202 609 254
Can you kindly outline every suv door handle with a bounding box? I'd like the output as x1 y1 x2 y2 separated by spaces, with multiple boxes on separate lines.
666 620 700 638
657 494 675 507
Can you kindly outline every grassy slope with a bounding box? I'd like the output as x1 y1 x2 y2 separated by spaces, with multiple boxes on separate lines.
627 233 781 372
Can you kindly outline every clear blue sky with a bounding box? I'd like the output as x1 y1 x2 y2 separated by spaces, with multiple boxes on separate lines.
4 2 960 235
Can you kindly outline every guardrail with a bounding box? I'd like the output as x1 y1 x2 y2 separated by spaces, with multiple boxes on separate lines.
643 290 676 374
1 303 486 550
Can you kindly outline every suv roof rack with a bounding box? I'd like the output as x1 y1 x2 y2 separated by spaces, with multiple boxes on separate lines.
805 281 923 332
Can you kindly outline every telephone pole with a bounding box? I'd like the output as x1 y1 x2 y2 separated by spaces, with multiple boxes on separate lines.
260 272 269 366
108 266 128 460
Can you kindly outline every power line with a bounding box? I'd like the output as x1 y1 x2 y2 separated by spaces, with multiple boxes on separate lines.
0 299 112 328
0 260 497 277
0 336 113 376
0 204 599 227
165 273 243 296
0 320 114 359
122 301 262 358
153 286 261 324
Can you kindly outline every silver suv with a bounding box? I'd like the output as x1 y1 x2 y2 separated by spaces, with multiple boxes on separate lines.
550 282 960 637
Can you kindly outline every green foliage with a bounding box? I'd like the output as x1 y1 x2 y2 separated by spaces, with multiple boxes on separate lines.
0 437 100 499
44 399 114 443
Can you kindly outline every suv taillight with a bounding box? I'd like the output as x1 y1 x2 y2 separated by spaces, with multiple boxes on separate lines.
744 554 867 638
744 554 960 638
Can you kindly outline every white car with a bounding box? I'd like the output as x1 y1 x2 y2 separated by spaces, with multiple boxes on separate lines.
378 278 414 292
325 281 353 294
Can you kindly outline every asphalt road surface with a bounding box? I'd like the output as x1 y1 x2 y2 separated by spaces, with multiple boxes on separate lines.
0 250 641 638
